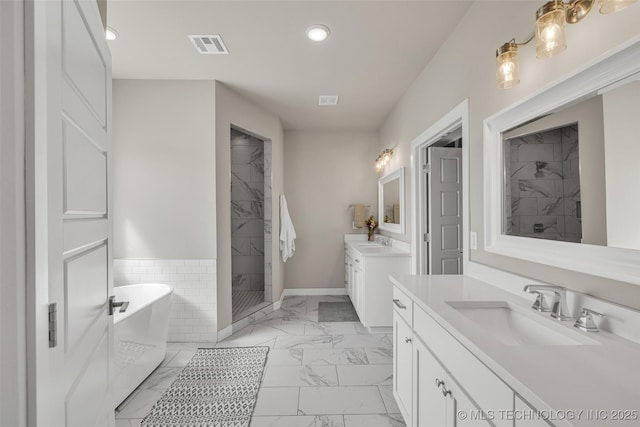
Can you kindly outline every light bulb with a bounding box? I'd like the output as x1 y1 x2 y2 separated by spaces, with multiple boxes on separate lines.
541 23 561 50
496 42 520 89
535 1 567 59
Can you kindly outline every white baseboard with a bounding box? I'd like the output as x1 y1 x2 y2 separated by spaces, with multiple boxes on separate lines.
217 325 233 341
273 291 284 310
281 287 348 296
218 287 348 341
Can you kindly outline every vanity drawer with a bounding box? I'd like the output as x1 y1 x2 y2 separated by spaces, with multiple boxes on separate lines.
414 305 514 427
392 286 413 326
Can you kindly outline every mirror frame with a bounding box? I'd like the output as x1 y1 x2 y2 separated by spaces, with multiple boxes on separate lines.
378 167 405 234
483 37 640 285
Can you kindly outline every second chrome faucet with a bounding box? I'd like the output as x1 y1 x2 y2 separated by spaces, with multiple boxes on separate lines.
523 284 572 321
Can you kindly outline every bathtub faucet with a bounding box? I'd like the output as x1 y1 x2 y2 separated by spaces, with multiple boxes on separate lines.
108 296 130 315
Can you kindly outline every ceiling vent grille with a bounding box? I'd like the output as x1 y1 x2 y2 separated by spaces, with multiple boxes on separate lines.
318 95 339 106
188 35 229 54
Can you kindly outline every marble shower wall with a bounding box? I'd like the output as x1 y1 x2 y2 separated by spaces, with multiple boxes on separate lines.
230 128 272 302
505 124 582 243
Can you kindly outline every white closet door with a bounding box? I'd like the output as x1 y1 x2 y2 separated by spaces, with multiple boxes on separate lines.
428 147 463 274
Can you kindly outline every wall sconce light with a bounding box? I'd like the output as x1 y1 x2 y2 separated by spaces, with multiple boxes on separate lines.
375 148 394 173
496 41 522 89
496 0 637 88
535 0 567 59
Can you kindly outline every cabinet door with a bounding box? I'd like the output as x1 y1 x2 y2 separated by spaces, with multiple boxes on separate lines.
346 258 354 300
413 336 448 427
515 396 552 427
446 375 492 427
393 312 413 424
344 255 349 290
353 265 364 319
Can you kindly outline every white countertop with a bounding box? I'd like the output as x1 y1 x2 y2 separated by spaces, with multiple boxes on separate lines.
391 274 640 427
344 234 411 258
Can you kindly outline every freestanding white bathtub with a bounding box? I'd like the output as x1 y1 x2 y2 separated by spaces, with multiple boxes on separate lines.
113 283 173 407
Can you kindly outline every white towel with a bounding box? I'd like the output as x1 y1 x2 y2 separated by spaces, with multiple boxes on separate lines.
279 194 297 262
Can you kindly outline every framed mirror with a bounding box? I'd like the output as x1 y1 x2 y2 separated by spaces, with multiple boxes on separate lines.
378 167 405 234
484 38 640 285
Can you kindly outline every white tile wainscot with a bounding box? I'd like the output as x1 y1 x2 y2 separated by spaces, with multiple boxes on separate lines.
114 259 217 342
391 274 640 427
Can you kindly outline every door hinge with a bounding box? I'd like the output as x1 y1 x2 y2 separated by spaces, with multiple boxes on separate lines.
48 303 57 348
424 233 431 242
423 163 431 174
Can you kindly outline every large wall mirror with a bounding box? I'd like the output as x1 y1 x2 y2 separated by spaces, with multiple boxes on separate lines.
484 38 640 285
378 167 405 234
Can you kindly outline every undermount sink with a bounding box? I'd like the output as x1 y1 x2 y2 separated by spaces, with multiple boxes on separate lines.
446 300 599 346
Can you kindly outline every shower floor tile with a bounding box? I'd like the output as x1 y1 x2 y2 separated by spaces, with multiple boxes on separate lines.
232 290 265 320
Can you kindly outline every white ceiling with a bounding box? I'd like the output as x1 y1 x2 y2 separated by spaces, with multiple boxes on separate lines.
107 1 473 130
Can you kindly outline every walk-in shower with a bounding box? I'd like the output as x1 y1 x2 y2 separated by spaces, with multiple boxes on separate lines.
230 127 272 321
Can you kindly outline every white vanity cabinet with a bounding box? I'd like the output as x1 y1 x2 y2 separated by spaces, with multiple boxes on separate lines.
515 396 553 427
414 335 490 427
393 284 513 427
344 238 410 329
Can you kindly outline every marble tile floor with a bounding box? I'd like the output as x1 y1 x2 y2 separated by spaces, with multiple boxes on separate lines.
115 295 404 427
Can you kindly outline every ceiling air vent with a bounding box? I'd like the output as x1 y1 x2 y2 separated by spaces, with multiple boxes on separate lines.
188 35 229 54
318 95 339 106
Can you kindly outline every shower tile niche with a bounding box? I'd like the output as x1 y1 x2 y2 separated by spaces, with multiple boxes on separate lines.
231 128 272 320
504 124 582 243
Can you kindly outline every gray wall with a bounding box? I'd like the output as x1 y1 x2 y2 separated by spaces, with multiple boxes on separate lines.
603 81 640 250
215 82 284 331
113 80 216 259
284 130 379 289
377 1 640 309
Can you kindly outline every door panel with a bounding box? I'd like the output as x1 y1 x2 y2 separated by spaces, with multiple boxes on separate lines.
428 147 463 274
64 244 108 353
63 121 107 214
30 0 113 426
65 332 109 427
61 0 107 123
63 218 108 253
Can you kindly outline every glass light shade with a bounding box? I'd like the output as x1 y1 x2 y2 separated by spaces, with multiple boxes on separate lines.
599 0 638 13
496 43 520 89
535 1 567 59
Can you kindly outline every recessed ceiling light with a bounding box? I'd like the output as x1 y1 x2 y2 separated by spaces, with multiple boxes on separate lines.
106 27 119 41
306 25 330 42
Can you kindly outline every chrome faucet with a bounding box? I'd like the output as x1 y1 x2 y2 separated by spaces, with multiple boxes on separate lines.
523 285 572 321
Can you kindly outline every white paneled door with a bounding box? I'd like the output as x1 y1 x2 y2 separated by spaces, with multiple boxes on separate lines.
28 0 114 426
428 147 463 274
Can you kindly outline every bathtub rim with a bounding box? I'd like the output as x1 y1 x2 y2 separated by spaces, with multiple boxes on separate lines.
113 283 173 324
